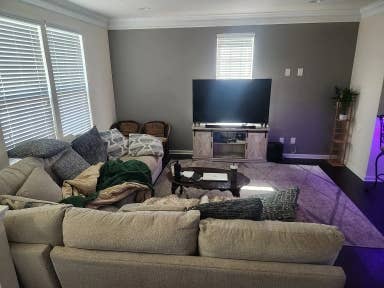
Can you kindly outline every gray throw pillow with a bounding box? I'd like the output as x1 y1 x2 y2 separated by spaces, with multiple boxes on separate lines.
255 187 300 221
8 139 70 158
99 128 128 160
189 198 263 221
52 148 90 183
71 127 108 165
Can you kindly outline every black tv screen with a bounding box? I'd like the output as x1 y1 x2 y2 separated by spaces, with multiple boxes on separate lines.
193 79 272 124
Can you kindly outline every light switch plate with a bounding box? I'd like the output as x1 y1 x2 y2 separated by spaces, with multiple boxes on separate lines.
279 137 285 144
284 68 291 77
290 137 296 144
297 68 304 77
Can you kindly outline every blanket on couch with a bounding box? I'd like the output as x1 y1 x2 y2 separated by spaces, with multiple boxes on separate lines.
61 160 153 209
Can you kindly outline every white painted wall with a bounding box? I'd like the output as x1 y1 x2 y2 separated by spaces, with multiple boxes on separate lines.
0 0 116 168
346 12 384 180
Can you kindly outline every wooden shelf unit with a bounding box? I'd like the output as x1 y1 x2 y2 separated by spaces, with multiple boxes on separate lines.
328 102 353 167
192 125 268 162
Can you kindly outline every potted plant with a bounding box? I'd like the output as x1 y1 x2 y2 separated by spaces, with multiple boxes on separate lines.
332 86 359 120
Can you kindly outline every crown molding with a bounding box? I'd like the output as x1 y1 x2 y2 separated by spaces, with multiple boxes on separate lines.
361 0 384 18
108 9 360 30
20 0 108 28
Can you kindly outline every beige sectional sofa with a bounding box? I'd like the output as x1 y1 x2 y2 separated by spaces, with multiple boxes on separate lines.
3 204 346 288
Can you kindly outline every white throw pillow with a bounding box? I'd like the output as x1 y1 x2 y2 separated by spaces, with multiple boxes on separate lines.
128 134 164 157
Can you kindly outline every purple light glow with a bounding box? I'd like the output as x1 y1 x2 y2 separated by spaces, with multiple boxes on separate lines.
366 118 384 179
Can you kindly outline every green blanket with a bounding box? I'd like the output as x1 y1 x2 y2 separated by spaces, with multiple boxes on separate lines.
61 159 153 207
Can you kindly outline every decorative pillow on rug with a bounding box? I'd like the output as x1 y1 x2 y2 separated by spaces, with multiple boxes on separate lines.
188 198 263 221
7 139 70 158
128 134 164 157
52 148 90 183
16 167 62 202
71 127 108 165
99 128 128 160
0 195 58 210
252 187 300 221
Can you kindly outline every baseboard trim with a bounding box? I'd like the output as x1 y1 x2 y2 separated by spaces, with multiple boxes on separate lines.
283 153 331 160
170 150 193 155
364 176 377 182
170 150 330 160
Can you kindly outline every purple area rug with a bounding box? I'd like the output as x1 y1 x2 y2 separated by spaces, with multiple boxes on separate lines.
154 160 384 248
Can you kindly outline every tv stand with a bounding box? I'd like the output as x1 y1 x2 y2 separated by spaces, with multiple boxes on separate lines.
192 124 268 162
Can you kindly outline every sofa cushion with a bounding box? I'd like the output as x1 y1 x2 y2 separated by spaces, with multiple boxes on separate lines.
128 134 164 157
0 157 43 195
120 154 161 174
198 219 344 265
10 243 60 288
189 198 263 220
16 167 62 202
71 127 108 165
4 205 69 246
8 139 70 158
0 195 58 210
52 148 90 183
99 128 128 160
63 208 200 255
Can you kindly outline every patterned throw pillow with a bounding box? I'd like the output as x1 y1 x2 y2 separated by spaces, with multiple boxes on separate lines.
8 139 70 158
128 134 164 157
71 127 108 165
99 129 128 160
52 148 90 183
189 198 263 221
255 187 300 221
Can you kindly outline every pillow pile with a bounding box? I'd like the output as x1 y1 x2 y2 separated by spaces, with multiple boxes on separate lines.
99 128 128 160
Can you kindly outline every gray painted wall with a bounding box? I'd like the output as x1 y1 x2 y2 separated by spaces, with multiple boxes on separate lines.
109 23 359 154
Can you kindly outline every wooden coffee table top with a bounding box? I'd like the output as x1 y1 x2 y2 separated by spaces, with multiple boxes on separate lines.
166 167 250 191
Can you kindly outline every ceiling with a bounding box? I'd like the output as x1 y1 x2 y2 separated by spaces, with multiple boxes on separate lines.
25 0 382 29
67 0 375 18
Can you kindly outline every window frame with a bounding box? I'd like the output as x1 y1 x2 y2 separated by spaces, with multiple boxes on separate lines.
216 33 255 80
0 13 93 150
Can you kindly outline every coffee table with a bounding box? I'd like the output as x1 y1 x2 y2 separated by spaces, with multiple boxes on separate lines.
167 167 250 197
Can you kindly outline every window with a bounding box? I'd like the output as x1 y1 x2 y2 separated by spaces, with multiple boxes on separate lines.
0 16 56 149
216 33 255 79
46 27 92 136
0 15 92 150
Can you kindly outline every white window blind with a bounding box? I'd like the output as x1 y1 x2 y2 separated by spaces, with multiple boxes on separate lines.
46 27 92 136
216 33 255 79
0 16 56 150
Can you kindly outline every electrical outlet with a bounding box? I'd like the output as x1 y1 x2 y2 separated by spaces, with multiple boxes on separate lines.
279 137 285 144
297 68 304 77
284 68 291 77
290 137 296 144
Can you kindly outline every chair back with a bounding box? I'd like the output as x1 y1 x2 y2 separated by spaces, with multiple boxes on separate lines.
111 121 140 137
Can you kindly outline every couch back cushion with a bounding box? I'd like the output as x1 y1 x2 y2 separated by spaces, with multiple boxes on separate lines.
199 219 344 265
4 205 69 246
63 208 200 255
0 157 43 195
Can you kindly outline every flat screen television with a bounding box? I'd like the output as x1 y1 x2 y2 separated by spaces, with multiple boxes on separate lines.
193 79 272 124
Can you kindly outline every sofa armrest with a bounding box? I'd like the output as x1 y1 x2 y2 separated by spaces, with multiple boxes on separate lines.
0 205 19 288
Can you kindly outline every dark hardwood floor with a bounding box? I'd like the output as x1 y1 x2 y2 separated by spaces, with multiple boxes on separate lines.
170 155 384 288
284 159 384 288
